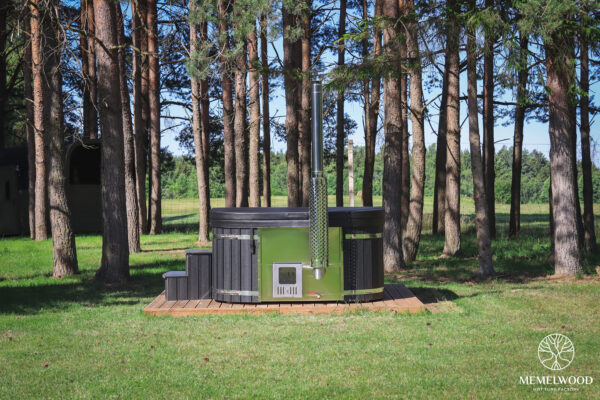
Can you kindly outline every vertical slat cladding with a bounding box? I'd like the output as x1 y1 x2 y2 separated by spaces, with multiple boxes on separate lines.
223 228 232 302
240 229 251 303
177 277 188 300
187 253 199 299
251 228 259 303
166 278 177 301
231 228 241 303
363 237 373 290
200 252 211 299
373 237 384 288
342 227 383 302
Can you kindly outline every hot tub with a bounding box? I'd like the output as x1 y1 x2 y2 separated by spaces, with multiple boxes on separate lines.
210 207 384 303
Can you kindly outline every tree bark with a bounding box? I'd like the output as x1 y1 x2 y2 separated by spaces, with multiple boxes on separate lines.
482 0 495 238
432 66 448 235
348 139 354 206
132 0 148 234
545 33 582 275
81 0 98 139
283 5 300 207
399 0 409 229
94 0 129 283
362 0 382 207
45 0 79 277
579 28 597 253
260 15 271 207
24 11 35 239
200 21 211 214
382 0 405 272
402 0 425 263
0 0 7 149
147 0 161 233
335 0 347 207
299 0 311 207
30 0 48 241
248 23 261 208
442 0 461 257
189 3 209 241
218 0 235 207
116 1 140 253
467 3 493 277
509 33 528 237
234 38 248 208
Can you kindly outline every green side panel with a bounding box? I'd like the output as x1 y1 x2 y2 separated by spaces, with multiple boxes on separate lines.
258 227 344 302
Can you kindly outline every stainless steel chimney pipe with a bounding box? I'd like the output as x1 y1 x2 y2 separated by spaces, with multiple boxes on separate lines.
309 81 328 280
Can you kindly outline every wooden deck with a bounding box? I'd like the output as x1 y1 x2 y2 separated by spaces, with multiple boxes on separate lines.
144 284 425 316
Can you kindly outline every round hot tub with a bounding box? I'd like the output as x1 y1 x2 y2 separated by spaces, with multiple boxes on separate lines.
210 207 384 303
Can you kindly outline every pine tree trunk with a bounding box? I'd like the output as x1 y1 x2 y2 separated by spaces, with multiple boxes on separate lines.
569 100 584 251
335 0 347 207
116 1 140 253
362 0 382 207
399 0 409 228
260 15 271 207
81 0 98 139
234 39 249 207
147 0 161 233
30 0 48 241
132 0 148 234
24 12 36 239
579 30 597 253
283 6 300 207
94 0 129 283
509 33 528 237
482 0 495 238
402 0 425 263
467 4 493 277
248 23 261 208
299 1 311 207
545 34 582 275
442 0 461 257
0 0 6 149
218 0 235 208
189 4 209 241
433 66 448 235
45 1 79 277
382 0 405 272
200 22 211 214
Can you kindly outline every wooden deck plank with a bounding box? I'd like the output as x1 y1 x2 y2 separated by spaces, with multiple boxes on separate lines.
144 284 425 316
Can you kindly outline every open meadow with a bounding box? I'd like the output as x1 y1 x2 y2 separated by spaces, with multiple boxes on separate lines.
1 198 599 398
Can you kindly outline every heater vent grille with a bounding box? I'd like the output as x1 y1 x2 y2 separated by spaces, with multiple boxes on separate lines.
272 263 302 298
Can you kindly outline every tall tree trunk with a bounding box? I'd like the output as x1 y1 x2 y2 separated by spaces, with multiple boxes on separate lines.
116 1 140 253
570 99 584 251
467 3 493 277
30 0 48 241
509 33 528 237
260 15 271 207
45 1 79 277
218 0 235 207
482 0 495 238
402 0 425 263
81 0 98 139
382 0 405 272
432 66 448 235
234 39 249 207
399 0 409 228
24 11 36 239
147 0 161 233
248 23 261 208
0 0 7 149
299 0 311 207
132 0 148 234
580 28 597 253
200 21 211 214
189 3 209 241
442 0 460 257
283 5 300 207
544 33 582 275
94 0 129 283
362 0 382 207
335 0 347 207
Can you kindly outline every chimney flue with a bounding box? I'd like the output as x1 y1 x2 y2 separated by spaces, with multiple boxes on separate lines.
309 81 328 280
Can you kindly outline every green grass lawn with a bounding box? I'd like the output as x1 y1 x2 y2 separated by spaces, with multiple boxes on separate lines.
1 201 599 398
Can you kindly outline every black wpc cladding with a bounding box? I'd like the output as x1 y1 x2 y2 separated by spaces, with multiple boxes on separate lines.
163 250 212 301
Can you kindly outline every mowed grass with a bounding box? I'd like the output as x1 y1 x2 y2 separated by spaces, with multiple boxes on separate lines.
1 200 600 398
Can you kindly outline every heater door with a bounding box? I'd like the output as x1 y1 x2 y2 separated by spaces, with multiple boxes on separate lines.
272 263 302 298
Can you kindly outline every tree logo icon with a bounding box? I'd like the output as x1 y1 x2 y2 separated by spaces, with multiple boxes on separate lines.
538 334 575 371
